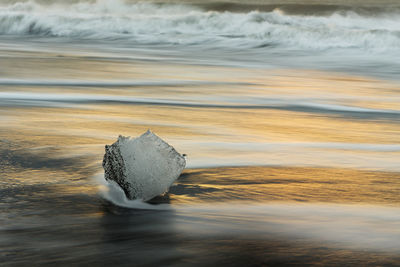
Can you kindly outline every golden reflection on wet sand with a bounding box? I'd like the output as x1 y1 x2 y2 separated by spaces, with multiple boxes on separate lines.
172 167 400 205
1 45 399 200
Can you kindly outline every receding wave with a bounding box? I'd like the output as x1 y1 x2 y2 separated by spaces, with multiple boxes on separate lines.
0 79 251 87
1 91 399 117
94 172 400 252
1 0 400 50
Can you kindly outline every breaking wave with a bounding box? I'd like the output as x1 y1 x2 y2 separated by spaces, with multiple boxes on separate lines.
1 0 400 50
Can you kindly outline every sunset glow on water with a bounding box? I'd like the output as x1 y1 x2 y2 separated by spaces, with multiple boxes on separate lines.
1 0 400 266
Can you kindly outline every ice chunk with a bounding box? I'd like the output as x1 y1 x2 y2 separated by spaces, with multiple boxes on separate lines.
102 130 186 201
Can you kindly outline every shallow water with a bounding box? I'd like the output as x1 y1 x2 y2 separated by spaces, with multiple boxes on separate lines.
1 0 400 266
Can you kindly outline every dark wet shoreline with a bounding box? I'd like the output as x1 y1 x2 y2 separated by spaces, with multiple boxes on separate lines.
2 166 400 266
